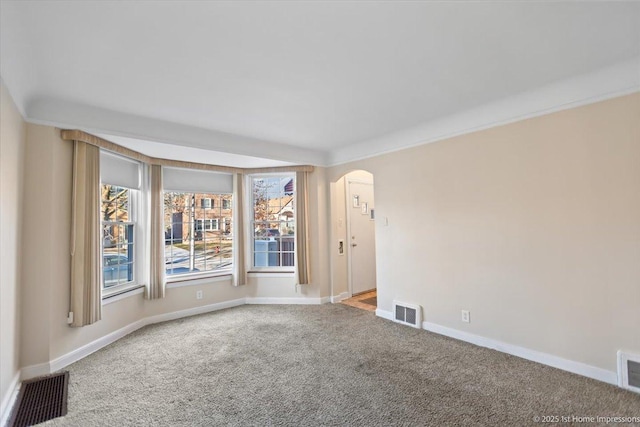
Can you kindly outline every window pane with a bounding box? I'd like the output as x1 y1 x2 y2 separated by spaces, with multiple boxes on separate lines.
101 183 135 290
117 189 129 222
252 175 295 268
164 191 233 276
193 245 206 272
101 200 115 222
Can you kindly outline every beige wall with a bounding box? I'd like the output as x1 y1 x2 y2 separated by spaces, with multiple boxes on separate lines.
330 176 348 297
19 124 330 367
12 91 640 384
328 92 640 373
308 167 331 299
20 125 245 364
0 81 26 412
21 125 60 367
245 167 331 300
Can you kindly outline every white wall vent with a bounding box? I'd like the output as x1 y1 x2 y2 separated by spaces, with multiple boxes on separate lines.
617 351 640 394
393 301 422 329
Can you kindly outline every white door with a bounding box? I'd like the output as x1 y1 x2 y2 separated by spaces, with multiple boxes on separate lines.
347 181 376 295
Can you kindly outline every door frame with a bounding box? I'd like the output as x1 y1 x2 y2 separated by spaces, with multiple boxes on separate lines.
345 177 375 297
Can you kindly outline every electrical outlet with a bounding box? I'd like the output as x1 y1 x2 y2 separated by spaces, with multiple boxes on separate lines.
461 310 470 323
196 290 203 300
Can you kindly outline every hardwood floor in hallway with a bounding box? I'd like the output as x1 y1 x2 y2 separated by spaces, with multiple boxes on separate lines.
341 290 376 312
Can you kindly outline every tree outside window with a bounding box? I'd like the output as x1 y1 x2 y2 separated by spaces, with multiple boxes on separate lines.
101 184 134 289
252 176 295 268
163 192 233 276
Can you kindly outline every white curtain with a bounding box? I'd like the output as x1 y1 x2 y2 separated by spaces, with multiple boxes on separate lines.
233 173 246 286
147 164 166 299
295 171 311 285
70 140 102 327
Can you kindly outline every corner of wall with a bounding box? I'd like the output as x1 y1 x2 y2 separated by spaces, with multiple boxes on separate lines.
0 79 27 427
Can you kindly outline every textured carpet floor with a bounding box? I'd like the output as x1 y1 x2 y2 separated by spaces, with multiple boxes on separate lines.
43 304 639 426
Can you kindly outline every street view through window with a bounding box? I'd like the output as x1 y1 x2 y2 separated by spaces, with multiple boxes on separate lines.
252 176 295 268
101 184 135 289
164 192 233 276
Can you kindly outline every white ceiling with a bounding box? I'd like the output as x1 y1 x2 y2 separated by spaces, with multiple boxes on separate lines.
1 1 639 166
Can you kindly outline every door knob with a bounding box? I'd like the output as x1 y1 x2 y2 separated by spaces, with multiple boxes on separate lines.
351 243 358 247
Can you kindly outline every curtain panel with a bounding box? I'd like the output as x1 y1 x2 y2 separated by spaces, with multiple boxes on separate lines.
70 140 102 327
61 129 315 295
233 173 247 286
147 164 166 299
295 171 311 285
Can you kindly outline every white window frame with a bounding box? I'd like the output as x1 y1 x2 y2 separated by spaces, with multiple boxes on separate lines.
101 184 143 298
196 218 219 231
249 173 296 272
164 192 234 281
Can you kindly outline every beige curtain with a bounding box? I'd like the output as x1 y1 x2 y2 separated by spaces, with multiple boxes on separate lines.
147 164 166 299
70 141 102 327
233 173 246 286
295 171 311 285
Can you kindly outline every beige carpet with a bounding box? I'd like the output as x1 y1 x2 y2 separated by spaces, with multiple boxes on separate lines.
43 304 639 426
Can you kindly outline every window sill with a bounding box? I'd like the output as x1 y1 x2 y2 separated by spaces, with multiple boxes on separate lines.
166 273 233 288
248 271 295 278
102 285 145 305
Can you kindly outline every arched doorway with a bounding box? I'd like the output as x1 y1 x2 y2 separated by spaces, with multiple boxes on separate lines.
330 170 377 311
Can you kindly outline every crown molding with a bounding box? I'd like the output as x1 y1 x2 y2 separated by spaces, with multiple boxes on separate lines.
328 59 640 166
20 59 640 169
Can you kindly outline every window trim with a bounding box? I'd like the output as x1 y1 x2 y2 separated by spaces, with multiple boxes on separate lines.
247 271 295 277
102 285 145 305
166 273 232 288
249 173 296 272
101 184 142 299
165 268 233 282
164 191 234 278
196 218 219 231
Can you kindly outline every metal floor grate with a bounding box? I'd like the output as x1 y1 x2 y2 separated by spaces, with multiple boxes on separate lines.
9 372 69 427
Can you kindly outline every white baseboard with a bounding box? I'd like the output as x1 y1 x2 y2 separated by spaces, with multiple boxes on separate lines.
320 296 332 304
421 321 617 386
0 371 21 427
10 297 622 418
22 298 248 381
331 292 349 303
22 296 323 382
375 309 394 321
374 310 617 386
245 297 325 305
48 319 146 375
20 362 51 381
144 298 246 325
